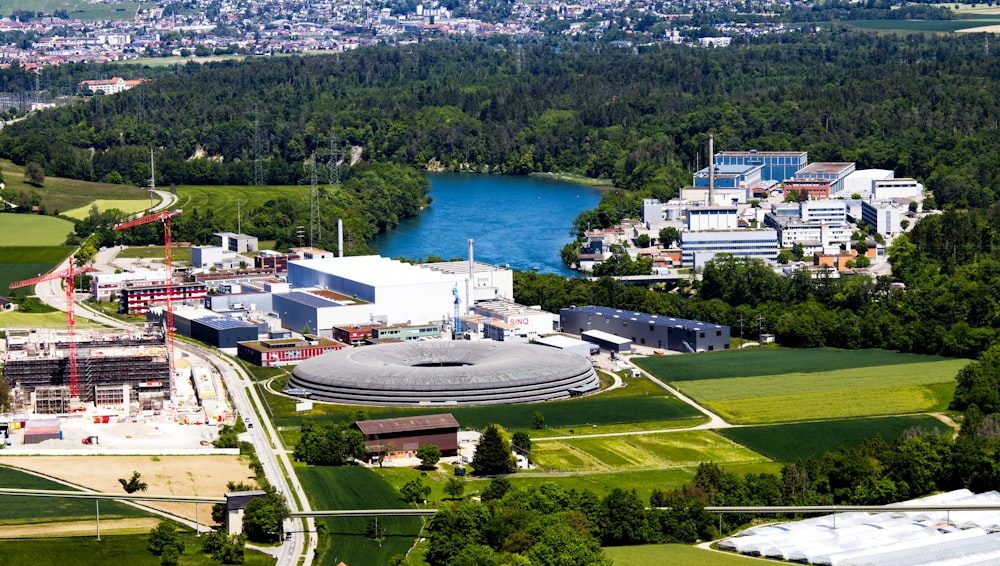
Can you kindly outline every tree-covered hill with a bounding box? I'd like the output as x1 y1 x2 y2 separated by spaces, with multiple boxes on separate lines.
1 31 997 211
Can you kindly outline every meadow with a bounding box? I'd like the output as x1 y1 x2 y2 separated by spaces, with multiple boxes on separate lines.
0 160 148 214
117 245 193 264
604 544 762 565
0 466 148 526
174 185 308 220
295 465 422 566
0 533 276 565
0 214 75 246
0 0 155 21
718 415 951 463
844 16 1000 33
62 199 154 221
0 246 74 296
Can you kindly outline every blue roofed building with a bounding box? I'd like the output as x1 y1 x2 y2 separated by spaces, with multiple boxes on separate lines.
714 150 808 183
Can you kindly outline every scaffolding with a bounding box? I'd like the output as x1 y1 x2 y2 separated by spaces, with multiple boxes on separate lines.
34 386 72 414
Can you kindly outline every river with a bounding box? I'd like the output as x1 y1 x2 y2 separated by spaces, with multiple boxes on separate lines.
370 172 604 276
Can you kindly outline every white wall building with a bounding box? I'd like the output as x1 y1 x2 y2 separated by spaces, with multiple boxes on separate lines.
686 206 739 231
874 178 923 200
473 300 554 339
420 261 514 304
842 169 894 198
801 200 847 223
90 270 169 301
861 200 904 239
681 229 779 268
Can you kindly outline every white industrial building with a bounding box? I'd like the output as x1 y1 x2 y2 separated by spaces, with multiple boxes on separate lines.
285 256 458 330
861 200 904 238
801 200 847 223
191 246 243 269
681 229 779 268
420 261 514 304
842 168 895 198
90 269 169 301
874 178 923 201
686 206 739 231
473 300 554 339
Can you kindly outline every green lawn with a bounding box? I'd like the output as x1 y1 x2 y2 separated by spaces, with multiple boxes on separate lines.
844 16 1000 33
0 0 156 21
62 199 154 221
0 311 98 329
174 185 308 222
0 159 149 213
719 415 951 462
0 466 149 525
0 533 275 566
295 466 421 566
0 214 75 246
116 245 193 264
633 348 962 382
605 544 763 565
0 246 74 296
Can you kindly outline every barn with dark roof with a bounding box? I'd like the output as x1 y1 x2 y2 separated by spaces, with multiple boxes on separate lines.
354 413 460 459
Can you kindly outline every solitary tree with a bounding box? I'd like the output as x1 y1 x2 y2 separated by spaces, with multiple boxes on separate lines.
400 477 431 503
533 411 545 430
119 470 148 493
0 376 12 413
148 520 185 556
417 444 442 469
366 517 387 547
658 226 680 248
242 489 290 543
472 424 516 476
24 162 45 187
444 476 465 500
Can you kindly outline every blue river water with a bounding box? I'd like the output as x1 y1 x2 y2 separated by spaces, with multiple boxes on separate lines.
370 172 604 277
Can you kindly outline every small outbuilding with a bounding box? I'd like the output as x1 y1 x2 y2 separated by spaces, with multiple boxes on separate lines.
581 329 632 354
22 419 61 444
533 334 593 357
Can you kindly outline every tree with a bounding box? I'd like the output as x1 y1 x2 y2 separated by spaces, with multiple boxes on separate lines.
417 444 442 469
242 490 289 543
400 477 431 503
0 376 12 414
658 226 680 248
24 162 45 187
600 488 650 545
445 476 465 500
119 471 148 493
472 424 516 476
148 520 185 556
636 233 651 248
533 411 545 430
366 518 387 547
512 431 531 452
480 477 512 502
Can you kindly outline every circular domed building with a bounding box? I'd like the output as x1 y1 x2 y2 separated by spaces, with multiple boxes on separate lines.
289 341 599 406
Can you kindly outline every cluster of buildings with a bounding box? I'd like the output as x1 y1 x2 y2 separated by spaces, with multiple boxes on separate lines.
2 0 814 71
584 149 922 273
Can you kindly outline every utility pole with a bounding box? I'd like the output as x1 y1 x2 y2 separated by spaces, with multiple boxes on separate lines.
757 315 765 349
738 314 744 349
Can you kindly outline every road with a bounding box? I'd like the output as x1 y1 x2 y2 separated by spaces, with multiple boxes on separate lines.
31 253 314 566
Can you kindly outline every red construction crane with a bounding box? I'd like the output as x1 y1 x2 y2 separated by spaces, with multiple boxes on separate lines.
10 257 79 400
114 210 183 365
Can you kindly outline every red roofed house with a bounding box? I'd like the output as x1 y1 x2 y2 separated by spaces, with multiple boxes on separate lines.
354 413 459 461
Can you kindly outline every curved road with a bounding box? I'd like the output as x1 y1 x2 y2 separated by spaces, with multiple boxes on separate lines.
31 253 313 566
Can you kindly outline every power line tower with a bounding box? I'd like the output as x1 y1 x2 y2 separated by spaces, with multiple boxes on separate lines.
308 151 321 247
326 131 344 187
253 106 266 186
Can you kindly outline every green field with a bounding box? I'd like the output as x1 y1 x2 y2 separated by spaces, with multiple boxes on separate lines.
0 246 73 296
0 160 149 213
62 199 154 221
719 415 951 462
0 1 156 21
296 466 422 566
0 214 75 246
0 533 276 566
0 466 148 525
633 348 961 382
116 245 193 264
531 430 770 473
174 185 308 223
605 544 763 565
0 311 95 328
844 16 1000 33
675 359 964 424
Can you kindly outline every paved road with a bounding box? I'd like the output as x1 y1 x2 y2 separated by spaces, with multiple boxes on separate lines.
31 255 313 566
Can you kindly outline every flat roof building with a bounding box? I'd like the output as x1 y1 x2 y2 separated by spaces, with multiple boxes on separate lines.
237 335 346 367
681 229 779 268
354 413 460 458
561 305 730 353
714 150 808 183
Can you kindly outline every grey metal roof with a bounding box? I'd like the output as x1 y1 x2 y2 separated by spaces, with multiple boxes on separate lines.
195 317 256 331
564 305 723 331
278 291 339 309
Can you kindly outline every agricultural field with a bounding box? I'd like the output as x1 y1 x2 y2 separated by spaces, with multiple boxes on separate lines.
605 544 762 566
0 533 276 565
531 430 770 473
0 214 75 246
844 15 1000 33
0 246 73 296
295 465 422 566
719 415 952 463
0 160 149 213
62 199 154 221
0 310 91 328
117 245 194 265
0 0 156 21
174 185 307 221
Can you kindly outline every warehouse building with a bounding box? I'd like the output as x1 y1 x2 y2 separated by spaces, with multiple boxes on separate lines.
560 305 730 353
191 317 260 349
354 413 460 459
237 335 346 367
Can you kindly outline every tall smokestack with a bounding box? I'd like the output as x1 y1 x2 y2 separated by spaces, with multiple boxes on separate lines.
467 239 474 314
708 134 715 206
337 218 344 258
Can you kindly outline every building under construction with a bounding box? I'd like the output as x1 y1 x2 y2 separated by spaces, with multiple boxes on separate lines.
2 326 171 413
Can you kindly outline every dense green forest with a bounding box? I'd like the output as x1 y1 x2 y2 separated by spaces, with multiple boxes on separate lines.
1 31 998 211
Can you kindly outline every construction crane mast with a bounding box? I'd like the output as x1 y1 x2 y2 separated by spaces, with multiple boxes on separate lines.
10 257 78 401
114 210 183 368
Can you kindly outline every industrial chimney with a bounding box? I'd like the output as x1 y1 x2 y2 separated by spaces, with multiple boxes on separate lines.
708 134 715 206
467 238 474 314
338 218 343 258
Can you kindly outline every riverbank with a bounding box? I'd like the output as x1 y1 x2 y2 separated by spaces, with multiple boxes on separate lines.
530 171 618 189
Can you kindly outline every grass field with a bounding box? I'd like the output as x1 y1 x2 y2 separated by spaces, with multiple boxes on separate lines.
62 199 154 221
0 533 276 565
0 1 155 21
117 245 193 264
605 544 763 565
0 214 75 246
295 466 422 566
633 348 961 382
719 415 951 463
174 185 308 223
0 160 149 213
0 311 97 328
531 430 770 473
0 466 148 525
844 15 1000 33
0 246 73 296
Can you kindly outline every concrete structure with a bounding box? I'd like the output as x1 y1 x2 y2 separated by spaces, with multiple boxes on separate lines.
354 413 460 458
191 317 260 349
534 334 597 357
254 250 299 272
874 178 923 200
214 232 258 253
288 247 333 259
3 327 170 408
680 229 779 268
687 206 739 231
224 491 267 536
237 335 346 367
714 150 808 183
204 291 273 314
560 305 730 353
119 281 207 314
843 168 894 198
372 323 442 341
286 255 456 327
694 164 762 204
473 300 554 340
581 329 632 354
191 246 235 269
78 77 129 95
90 270 169 301
861 199 904 238
801 200 847 223
289 341 600 406
420 261 514 303
788 162 856 198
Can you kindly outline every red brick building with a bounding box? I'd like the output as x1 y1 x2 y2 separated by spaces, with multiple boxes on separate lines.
354 414 460 458
118 282 207 314
237 335 346 367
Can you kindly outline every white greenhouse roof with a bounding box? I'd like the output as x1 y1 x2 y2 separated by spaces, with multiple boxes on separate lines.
291 255 453 287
